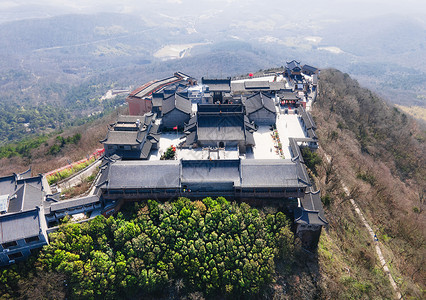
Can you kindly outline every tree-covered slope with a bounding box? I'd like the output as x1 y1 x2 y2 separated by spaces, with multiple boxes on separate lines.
312 69 425 298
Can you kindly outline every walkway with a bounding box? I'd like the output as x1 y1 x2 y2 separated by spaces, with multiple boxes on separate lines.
276 114 306 159
58 160 102 190
251 126 281 159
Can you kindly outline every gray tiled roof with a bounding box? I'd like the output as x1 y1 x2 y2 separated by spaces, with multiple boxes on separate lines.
187 104 256 145
244 81 270 89
0 209 41 243
302 65 319 74
295 188 328 225
197 104 243 114
245 129 255 146
230 82 247 92
103 131 140 145
162 93 192 115
102 114 160 159
184 116 197 132
181 160 240 185
296 159 310 185
300 107 317 130
268 81 286 91
18 168 32 179
21 182 44 211
244 116 257 131
0 176 17 197
147 133 160 144
294 208 327 226
286 60 301 71
245 92 276 114
185 131 197 145
240 159 304 188
94 160 112 192
102 158 311 195
0 176 45 214
278 91 300 101
307 128 317 140
231 81 285 93
107 160 180 189
7 185 24 213
201 78 231 92
289 138 304 163
143 113 155 125
197 115 245 141
117 115 146 124
152 95 163 107
140 140 153 159
50 195 100 213
150 123 160 134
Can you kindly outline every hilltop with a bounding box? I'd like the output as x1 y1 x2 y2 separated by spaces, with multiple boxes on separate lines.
0 68 424 299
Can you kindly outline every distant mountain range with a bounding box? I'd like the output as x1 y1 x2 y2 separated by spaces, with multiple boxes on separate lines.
0 12 424 117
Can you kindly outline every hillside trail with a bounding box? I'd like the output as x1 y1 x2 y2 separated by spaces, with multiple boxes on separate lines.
323 153 402 300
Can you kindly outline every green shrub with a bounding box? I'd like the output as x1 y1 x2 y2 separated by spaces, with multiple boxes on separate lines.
47 133 82 156
0 135 48 158
301 147 322 175
356 171 376 186
47 157 96 185
321 194 333 206
160 145 176 160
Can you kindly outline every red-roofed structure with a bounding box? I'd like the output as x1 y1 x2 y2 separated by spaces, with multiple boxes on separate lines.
126 72 196 115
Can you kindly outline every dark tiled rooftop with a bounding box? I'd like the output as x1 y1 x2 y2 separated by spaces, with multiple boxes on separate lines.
240 159 304 188
0 209 41 243
107 160 181 189
245 92 276 114
162 93 192 115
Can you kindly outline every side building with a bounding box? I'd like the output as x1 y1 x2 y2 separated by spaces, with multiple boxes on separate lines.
245 92 277 126
161 92 192 129
299 107 318 149
127 72 196 115
184 104 256 153
100 113 160 160
0 172 50 266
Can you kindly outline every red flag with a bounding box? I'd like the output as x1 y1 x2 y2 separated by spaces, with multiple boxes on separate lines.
173 126 178 130
249 73 253 77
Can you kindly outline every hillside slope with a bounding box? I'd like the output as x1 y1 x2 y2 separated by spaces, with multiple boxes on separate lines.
310 69 425 298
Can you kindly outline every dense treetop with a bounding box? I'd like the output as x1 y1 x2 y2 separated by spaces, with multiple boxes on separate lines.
1 197 294 299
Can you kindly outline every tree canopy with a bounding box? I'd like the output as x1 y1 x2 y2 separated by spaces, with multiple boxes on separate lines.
1 197 294 299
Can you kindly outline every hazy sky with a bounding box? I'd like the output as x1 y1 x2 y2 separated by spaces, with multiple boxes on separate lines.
1 0 425 24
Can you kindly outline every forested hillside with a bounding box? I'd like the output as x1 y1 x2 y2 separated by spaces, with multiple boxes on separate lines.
311 69 425 298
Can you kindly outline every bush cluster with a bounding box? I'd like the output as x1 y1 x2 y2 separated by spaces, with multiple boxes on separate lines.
47 133 81 155
301 147 322 175
160 145 176 160
47 156 96 185
0 135 48 158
